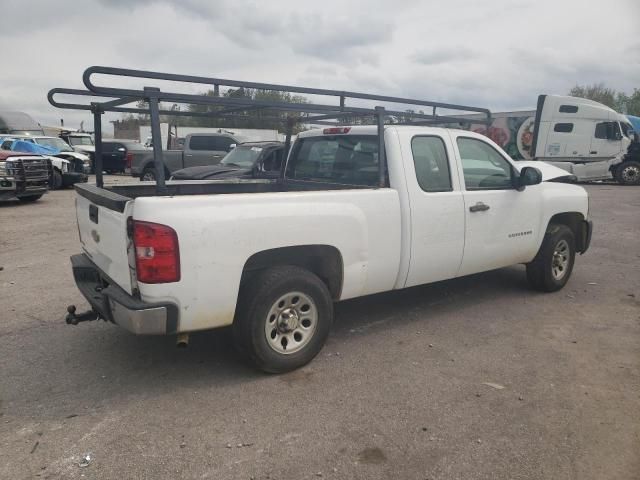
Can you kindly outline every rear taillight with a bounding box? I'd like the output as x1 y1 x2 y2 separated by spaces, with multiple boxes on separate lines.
125 152 133 169
133 220 180 284
323 127 351 135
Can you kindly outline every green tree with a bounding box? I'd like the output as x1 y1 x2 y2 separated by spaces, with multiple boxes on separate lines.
184 87 308 133
615 89 640 116
569 83 617 109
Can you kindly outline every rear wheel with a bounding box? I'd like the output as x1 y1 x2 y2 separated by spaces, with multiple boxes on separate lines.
140 168 156 181
233 266 333 373
526 224 575 292
615 160 640 185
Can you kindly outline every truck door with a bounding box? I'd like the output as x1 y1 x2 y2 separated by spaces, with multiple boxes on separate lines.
452 133 541 276
184 135 234 167
400 131 466 287
184 135 213 168
590 121 624 160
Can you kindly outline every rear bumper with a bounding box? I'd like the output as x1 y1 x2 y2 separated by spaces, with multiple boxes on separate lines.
71 254 178 335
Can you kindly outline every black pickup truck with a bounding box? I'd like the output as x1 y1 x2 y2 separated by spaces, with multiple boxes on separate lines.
170 141 284 180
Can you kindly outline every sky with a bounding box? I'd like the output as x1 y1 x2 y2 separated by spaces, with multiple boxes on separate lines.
1 0 638 133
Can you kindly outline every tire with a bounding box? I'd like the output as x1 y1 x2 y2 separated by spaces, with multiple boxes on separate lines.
526 224 575 292
18 195 43 203
140 168 156 182
233 265 333 373
614 160 640 185
51 170 63 190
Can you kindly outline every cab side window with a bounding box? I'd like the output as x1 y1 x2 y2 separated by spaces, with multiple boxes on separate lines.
215 137 236 152
411 136 452 192
262 149 283 172
457 137 514 190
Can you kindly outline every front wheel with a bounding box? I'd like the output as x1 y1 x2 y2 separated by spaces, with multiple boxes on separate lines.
615 160 640 185
50 170 63 190
233 266 333 373
140 168 156 182
526 224 575 292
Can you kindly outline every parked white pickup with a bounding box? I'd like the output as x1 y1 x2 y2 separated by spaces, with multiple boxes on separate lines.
69 125 592 372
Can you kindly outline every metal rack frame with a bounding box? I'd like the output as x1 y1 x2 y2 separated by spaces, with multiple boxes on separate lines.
48 66 492 193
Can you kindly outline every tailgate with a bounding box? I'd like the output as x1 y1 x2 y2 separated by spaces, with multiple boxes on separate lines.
74 184 134 295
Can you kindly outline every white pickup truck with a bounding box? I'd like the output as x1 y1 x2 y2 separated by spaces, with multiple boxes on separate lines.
67 125 592 372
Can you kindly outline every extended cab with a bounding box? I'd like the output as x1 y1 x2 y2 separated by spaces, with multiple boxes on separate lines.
130 132 241 181
68 126 592 372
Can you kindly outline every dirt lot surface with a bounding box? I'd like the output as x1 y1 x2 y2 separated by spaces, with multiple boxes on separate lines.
1 180 639 480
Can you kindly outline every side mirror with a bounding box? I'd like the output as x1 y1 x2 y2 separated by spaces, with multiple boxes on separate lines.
117 147 126 152
516 166 542 190
229 143 236 150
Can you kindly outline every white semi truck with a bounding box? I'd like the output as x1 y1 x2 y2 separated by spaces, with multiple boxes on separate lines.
459 96 638 184
530 95 637 185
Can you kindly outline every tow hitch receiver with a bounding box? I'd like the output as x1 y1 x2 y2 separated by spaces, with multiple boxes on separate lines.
65 305 101 325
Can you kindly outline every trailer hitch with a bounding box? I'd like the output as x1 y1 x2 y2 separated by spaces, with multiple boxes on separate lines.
65 305 100 325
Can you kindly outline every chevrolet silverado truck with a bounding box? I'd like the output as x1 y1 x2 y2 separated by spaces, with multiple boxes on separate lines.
0 150 50 202
129 132 241 181
67 126 592 372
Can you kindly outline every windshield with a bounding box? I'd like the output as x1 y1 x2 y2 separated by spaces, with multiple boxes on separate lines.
620 122 634 139
68 136 94 146
35 137 74 152
220 146 262 168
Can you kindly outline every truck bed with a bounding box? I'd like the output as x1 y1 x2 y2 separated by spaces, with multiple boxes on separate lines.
75 179 378 212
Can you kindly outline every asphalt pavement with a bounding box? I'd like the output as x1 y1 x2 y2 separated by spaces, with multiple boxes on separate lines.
1 179 638 479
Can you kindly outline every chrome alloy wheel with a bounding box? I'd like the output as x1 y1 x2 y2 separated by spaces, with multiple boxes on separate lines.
141 170 156 181
264 292 317 354
551 239 570 280
621 164 640 184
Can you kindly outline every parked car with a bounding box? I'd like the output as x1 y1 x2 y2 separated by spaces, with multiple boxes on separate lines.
170 141 284 180
101 139 147 174
0 150 50 202
0 137 87 189
1 134 91 174
67 125 591 373
59 131 96 171
130 132 242 181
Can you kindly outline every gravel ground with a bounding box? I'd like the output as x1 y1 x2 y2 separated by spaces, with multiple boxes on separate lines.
1 179 638 480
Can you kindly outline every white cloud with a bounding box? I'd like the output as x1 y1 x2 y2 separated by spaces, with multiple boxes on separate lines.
1 0 638 133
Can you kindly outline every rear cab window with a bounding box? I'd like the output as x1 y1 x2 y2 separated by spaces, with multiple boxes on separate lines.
411 136 452 192
286 134 380 186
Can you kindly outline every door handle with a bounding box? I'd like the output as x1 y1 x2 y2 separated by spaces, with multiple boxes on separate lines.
469 202 490 212
186 154 193 157
590 151 597 154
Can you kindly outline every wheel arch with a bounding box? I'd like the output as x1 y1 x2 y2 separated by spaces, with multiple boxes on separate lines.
241 245 344 300
546 212 588 253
